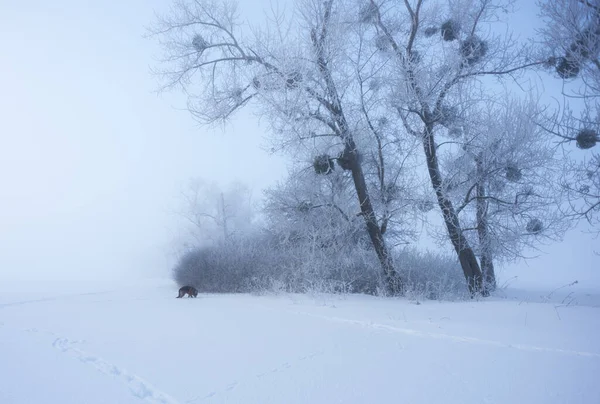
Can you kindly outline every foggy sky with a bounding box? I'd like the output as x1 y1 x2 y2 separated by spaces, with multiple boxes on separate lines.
1 0 598 287
0 0 287 280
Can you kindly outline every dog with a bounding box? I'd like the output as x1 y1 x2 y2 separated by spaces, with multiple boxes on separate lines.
176 285 198 298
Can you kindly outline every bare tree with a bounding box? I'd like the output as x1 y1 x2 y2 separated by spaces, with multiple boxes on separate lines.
263 166 362 244
360 0 545 295
148 0 411 293
177 179 256 247
442 95 570 291
536 0 600 230
538 0 600 86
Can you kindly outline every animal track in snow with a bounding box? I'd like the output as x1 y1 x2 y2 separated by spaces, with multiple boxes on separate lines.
202 351 323 401
14 327 180 403
50 337 181 404
255 351 321 379
280 309 600 359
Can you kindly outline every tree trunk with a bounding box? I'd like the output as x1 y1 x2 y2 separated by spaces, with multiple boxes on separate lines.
309 3 402 295
475 157 497 292
422 125 487 296
346 139 403 295
479 253 496 292
220 192 229 242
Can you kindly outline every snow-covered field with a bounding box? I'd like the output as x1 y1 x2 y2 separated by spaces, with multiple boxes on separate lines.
1 278 599 404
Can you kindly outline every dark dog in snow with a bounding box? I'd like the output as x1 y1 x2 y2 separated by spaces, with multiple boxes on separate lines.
176 285 198 298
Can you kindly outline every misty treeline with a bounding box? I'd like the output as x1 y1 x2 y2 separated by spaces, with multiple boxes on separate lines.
149 0 599 298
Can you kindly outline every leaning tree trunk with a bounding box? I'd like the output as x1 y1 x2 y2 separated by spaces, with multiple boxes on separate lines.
310 1 402 295
423 124 487 296
475 157 497 292
345 139 402 295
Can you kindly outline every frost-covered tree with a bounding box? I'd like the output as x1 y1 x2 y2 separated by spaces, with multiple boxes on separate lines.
359 0 545 295
440 96 569 291
176 179 256 247
264 158 419 246
537 0 600 230
538 0 600 85
262 166 466 296
262 168 376 292
148 0 421 293
264 166 364 246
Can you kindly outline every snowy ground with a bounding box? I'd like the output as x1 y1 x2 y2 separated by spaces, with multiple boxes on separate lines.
1 277 599 404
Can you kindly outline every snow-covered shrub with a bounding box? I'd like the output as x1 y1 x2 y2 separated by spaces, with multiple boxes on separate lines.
172 236 280 293
395 248 468 300
172 232 467 300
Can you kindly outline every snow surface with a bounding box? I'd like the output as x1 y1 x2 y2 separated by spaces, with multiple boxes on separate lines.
1 278 599 404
